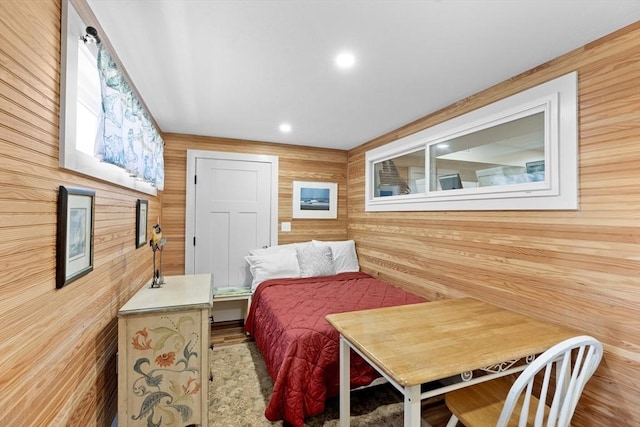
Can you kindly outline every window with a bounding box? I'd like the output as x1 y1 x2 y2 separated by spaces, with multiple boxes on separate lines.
59 0 158 195
365 72 578 211
374 149 425 197
75 39 101 157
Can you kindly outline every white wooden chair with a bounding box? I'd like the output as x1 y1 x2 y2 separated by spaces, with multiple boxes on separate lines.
445 335 603 427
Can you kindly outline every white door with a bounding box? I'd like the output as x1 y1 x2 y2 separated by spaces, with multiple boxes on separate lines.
185 151 278 287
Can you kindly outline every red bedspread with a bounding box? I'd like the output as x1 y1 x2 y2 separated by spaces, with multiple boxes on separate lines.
244 272 426 426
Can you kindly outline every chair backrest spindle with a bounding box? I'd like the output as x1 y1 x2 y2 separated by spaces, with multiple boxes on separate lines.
496 336 603 427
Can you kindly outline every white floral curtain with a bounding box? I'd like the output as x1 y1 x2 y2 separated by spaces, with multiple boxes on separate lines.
94 45 164 190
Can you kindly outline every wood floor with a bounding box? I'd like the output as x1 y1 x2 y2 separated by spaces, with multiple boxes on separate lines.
210 319 252 347
210 320 454 426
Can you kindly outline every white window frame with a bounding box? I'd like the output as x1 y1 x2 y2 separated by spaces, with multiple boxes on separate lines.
365 72 578 211
59 0 157 195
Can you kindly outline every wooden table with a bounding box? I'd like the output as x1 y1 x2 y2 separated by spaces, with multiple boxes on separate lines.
325 297 579 427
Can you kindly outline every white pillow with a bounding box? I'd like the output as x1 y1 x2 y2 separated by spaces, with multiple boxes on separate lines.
296 245 335 278
245 250 300 290
248 242 308 256
312 240 360 274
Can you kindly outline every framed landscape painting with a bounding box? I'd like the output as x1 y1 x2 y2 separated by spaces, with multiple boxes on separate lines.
56 186 95 289
292 181 337 219
136 199 148 248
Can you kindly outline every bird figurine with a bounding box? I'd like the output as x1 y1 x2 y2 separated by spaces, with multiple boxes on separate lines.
150 223 163 248
149 222 167 288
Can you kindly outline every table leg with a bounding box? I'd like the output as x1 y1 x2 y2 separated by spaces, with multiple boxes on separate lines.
404 384 421 427
339 335 350 427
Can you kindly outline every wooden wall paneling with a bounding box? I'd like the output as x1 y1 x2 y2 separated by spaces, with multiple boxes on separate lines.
2 0 637 425
346 22 640 426
0 0 159 425
161 133 348 275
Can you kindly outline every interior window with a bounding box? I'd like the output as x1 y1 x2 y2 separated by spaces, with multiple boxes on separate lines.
429 112 545 191
365 72 577 211
373 149 425 196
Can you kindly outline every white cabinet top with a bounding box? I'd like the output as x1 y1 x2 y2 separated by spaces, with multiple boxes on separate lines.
119 274 213 315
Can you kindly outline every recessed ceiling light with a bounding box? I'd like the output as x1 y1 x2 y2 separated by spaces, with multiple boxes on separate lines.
279 123 292 133
335 52 355 69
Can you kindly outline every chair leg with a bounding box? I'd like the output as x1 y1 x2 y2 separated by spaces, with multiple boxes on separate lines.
446 414 459 427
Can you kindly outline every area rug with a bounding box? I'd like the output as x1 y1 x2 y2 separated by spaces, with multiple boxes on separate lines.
209 341 412 426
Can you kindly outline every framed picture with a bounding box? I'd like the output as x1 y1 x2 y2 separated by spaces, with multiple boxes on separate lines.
136 199 148 248
292 181 337 219
56 186 95 289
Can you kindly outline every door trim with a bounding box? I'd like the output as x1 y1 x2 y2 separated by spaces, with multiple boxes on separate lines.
185 149 279 274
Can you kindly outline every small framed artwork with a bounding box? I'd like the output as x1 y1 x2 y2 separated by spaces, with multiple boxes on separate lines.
56 186 95 289
292 181 338 219
136 199 148 248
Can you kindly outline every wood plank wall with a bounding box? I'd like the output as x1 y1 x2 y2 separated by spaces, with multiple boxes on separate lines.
161 134 348 276
1 1 159 425
347 23 640 426
1 0 637 425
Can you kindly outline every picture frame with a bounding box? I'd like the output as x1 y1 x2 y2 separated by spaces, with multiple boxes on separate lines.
136 199 148 248
292 181 337 219
56 186 95 289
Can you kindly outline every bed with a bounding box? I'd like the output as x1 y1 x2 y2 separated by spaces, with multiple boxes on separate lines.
244 240 426 426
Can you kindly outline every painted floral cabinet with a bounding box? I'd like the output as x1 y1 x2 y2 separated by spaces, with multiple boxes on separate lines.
118 274 213 427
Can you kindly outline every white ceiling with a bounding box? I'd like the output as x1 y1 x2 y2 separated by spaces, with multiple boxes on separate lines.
86 0 640 150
